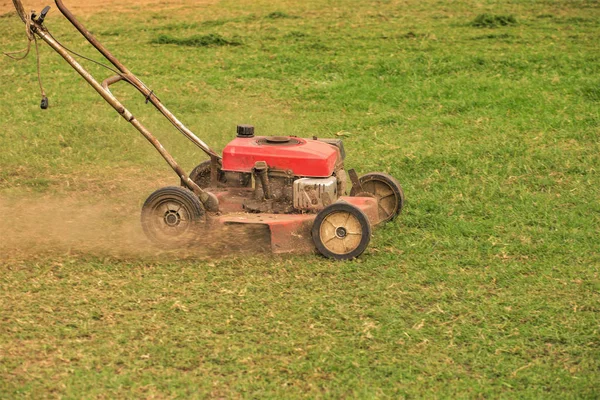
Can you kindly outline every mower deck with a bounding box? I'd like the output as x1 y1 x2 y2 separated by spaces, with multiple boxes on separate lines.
216 195 379 254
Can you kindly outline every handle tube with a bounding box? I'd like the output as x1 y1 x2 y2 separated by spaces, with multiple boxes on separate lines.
53 0 220 160
54 0 128 74
11 0 26 23
10 0 220 210
36 27 217 210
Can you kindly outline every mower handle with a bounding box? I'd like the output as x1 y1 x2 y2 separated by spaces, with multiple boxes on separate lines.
9 0 221 211
14 0 221 161
52 0 221 160
11 0 26 23
54 0 129 74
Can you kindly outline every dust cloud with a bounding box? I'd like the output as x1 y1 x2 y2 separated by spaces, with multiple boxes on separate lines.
0 193 269 262
0 194 156 261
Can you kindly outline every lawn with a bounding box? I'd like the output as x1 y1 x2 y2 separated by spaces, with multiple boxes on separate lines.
0 0 599 397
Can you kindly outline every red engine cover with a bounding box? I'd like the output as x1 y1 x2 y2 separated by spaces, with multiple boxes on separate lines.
222 136 338 177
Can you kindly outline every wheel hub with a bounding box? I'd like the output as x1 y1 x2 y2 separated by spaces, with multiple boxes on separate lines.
319 210 363 255
335 226 347 238
164 210 181 227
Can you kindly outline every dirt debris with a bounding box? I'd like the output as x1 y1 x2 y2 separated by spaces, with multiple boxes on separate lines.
0 194 151 260
0 192 270 262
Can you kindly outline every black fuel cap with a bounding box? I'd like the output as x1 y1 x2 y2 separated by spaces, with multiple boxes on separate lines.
237 125 255 138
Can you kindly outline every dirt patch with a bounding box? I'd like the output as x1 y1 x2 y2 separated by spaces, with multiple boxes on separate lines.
0 0 216 17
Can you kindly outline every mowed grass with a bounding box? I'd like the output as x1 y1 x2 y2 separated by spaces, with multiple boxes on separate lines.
1 0 599 397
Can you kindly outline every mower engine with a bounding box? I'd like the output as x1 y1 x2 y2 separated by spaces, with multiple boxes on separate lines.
219 125 347 214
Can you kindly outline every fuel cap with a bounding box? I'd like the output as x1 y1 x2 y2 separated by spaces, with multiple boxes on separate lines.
237 125 255 138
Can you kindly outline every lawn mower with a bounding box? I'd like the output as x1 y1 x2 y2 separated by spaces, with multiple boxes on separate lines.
8 0 405 259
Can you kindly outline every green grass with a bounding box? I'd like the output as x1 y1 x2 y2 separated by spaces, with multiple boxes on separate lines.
471 14 518 28
1 0 599 397
152 33 242 47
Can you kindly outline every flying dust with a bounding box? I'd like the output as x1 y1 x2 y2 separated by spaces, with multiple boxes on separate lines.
0 192 270 262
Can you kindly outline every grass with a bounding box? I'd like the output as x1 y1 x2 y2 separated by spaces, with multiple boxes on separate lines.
471 14 518 28
1 0 599 397
152 33 242 47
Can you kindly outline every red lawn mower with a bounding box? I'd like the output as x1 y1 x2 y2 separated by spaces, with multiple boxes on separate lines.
9 0 404 259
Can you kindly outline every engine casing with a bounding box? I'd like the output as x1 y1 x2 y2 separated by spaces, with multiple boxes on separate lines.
293 176 338 210
220 130 346 213
222 136 339 178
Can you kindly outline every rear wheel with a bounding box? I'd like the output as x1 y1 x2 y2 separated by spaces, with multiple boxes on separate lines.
141 186 205 247
350 172 404 224
189 160 225 188
312 202 371 260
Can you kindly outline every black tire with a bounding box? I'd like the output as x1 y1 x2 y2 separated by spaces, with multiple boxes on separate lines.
312 202 372 260
350 172 404 224
141 186 205 247
189 160 225 189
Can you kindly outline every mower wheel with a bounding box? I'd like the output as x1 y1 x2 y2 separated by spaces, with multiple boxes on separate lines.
189 160 225 188
350 172 404 224
141 186 205 247
312 202 371 260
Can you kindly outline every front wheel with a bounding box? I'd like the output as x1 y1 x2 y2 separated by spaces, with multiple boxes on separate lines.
141 186 205 247
312 202 372 260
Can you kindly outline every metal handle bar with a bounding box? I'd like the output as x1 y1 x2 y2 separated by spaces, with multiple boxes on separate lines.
9 0 220 211
12 0 26 22
53 0 220 160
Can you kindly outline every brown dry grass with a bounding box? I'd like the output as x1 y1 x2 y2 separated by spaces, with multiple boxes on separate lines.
0 0 216 16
